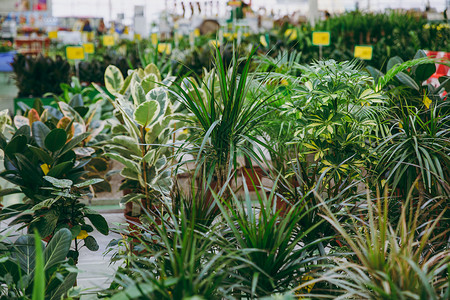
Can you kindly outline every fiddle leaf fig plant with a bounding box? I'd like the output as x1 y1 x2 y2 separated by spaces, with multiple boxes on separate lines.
95 63 177 216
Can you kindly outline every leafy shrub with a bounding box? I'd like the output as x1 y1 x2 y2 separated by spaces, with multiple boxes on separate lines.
12 55 71 98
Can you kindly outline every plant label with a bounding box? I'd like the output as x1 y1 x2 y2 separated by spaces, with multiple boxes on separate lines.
228 1 242 7
354 45 373 60
83 43 94 54
285 29 297 41
48 31 58 39
312 31 330 46
66 46 85 60
103 35 115 46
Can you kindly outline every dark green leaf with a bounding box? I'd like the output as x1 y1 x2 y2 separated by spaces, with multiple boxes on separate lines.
84 236 99 251
43 228 71 271
84 210 109 235
32 121 50 149
5 135 27 158
45 129 67 152
415 64 436 82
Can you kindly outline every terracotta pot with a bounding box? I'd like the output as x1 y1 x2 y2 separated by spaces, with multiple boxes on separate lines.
239 166 266 191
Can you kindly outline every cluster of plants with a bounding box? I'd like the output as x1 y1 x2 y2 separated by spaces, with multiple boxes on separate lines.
12 55 71 98
97 47 448 299
2 37 449 299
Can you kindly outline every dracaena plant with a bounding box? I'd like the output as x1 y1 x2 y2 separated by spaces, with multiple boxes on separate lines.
212 177 329 298
367 52 450 196
94 63 178 214
297 185 450 299
171 46 273 190
0 121 109 248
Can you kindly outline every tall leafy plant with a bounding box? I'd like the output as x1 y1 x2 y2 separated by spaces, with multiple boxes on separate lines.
94 63 176 214
172 46 272 189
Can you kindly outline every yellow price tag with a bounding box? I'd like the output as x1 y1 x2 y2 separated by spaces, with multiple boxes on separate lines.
48 31 58 39
312 31 330 46
66 46 85 60
228 1 242 7
151 33 158 46
194 28 201 37
354 45 373 60
103 35 115 46
83 43 95 54
157 43 172 55
423 95 432 109
134 33 141 41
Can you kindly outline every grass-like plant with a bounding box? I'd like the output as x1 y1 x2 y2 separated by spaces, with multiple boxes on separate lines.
295 184 449 299
171 46 273 189
105 200 248 299
374 104 450 197
213 177 330 298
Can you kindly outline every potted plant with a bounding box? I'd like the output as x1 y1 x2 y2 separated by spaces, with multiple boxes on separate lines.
171 46 273 193
94 63 177 222
0 118 109 263
0 228 79 299
11 54 71 113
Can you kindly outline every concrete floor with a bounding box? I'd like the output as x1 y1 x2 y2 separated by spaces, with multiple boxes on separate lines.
77 212 125 299
0 72 16 112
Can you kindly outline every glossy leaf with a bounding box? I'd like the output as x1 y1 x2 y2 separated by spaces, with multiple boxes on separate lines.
105 65 124 94
134 100 160 127
45 129 67 152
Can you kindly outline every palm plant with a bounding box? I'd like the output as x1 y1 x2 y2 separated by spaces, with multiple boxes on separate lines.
297 185 450 299
171 46 273 190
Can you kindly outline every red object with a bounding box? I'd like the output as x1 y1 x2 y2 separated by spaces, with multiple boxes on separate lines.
15 36 50 56
424 50 449 98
